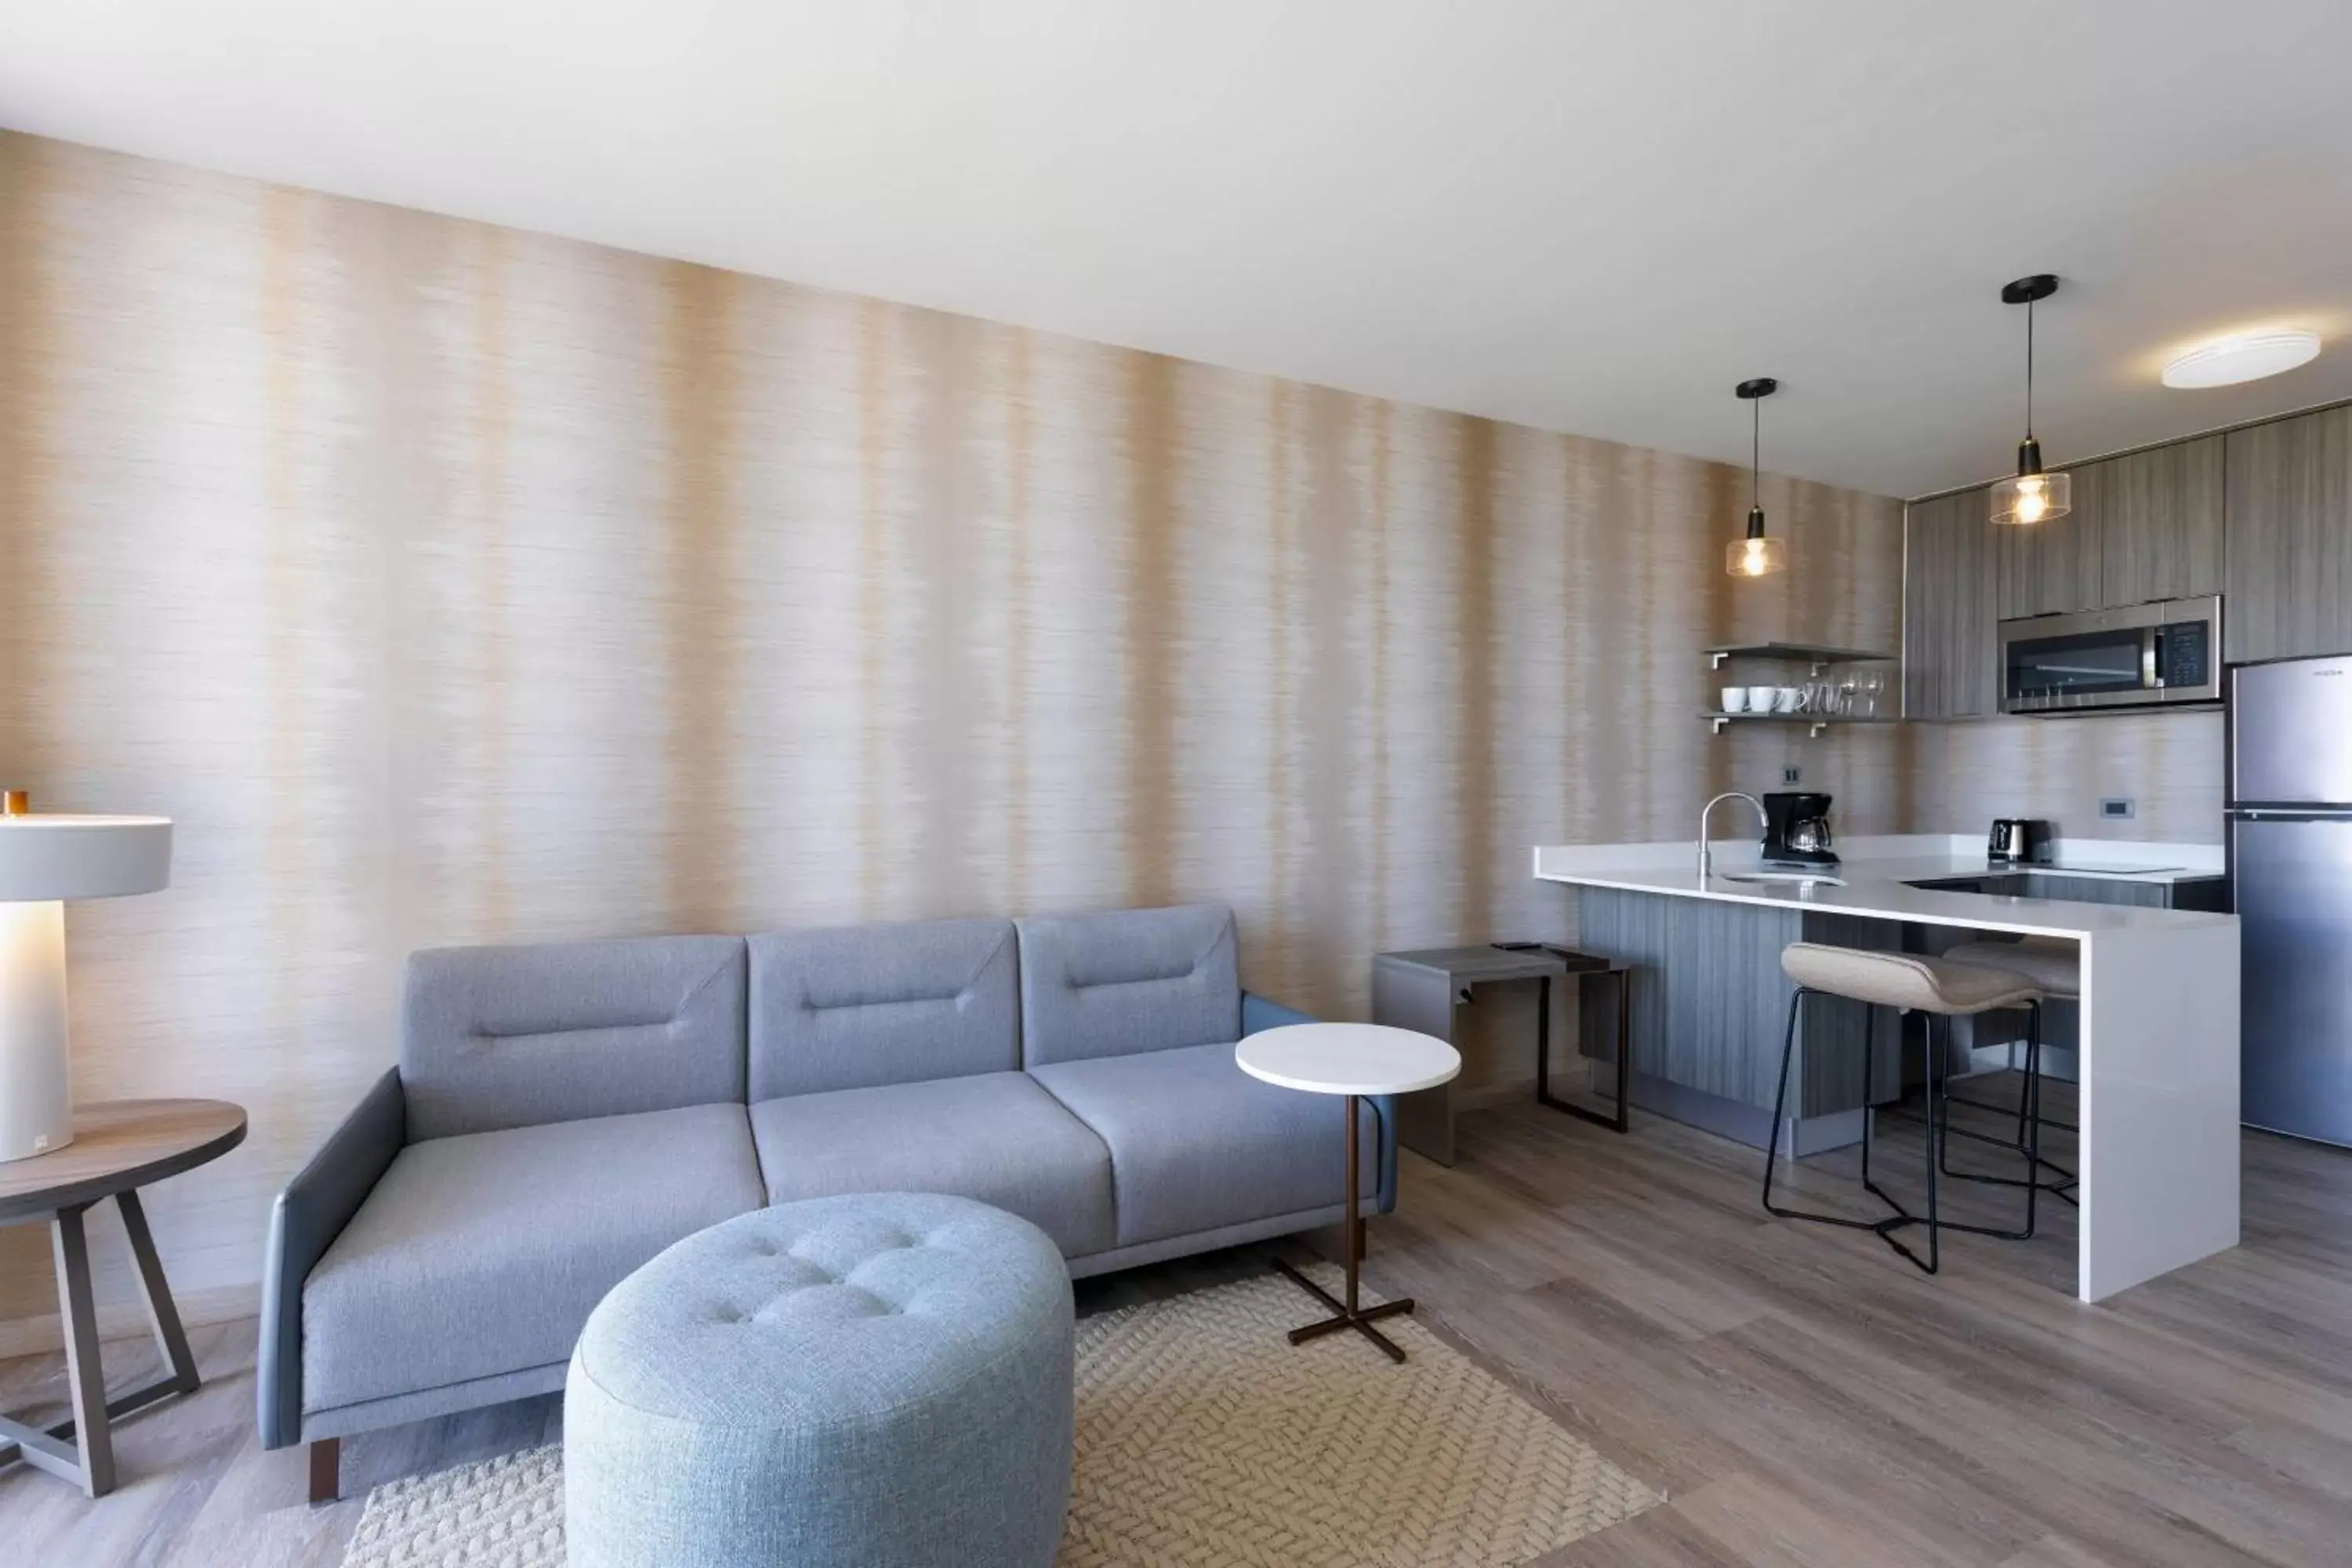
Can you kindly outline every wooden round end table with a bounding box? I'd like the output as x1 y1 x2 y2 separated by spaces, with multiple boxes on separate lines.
0 1098 246 1497
1235 1024 1459 1363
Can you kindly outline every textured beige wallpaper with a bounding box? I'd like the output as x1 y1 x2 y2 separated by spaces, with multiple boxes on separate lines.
0 131 1905 1323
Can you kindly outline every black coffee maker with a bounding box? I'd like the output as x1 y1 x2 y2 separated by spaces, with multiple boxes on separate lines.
1762 792 1837 869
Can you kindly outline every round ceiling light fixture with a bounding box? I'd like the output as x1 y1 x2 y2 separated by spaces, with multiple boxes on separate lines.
2161 328 2321 390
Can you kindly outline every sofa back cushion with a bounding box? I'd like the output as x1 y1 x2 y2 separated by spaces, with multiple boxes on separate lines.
748 917 1020 1099
401 935 748 1140
1015 903 1240 1067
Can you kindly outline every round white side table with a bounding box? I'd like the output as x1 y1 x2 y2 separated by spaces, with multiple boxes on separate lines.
1235 1022 1460 1362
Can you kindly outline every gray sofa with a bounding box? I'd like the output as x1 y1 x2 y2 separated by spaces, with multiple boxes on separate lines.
258 902 1393 1499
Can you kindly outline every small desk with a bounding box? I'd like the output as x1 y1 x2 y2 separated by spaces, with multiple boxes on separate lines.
1371 945 1631 1164
0 1098 246 1497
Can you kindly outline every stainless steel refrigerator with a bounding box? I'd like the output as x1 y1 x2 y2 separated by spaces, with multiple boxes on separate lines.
2230 653 2352 1146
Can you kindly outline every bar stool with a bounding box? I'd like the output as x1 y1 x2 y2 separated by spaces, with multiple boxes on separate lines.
1762 942 2046 1274
1942 936 2079 1205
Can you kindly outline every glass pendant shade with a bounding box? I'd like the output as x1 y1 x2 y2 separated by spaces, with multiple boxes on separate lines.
1725 506 1787 577
1991 432 2071 526
1991 466 2072 526
1726 535 1787 577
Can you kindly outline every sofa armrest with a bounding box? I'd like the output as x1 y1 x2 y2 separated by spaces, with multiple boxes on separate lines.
1241 992 1398 1215
258 1067 405 1450
1241 991 1314 1036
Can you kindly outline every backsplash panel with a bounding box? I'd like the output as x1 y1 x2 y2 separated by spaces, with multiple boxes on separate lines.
1912 710 2224 844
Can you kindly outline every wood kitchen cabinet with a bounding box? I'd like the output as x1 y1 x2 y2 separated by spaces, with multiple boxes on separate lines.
1996 474 2103 618
1995 436 2222 619
1907 405 2345 705
1902 485 1998 718
2097 435 2224 606
2224 405 2352 663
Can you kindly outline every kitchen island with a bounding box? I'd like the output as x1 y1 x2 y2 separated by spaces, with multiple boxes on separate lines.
1534 836 2239 1303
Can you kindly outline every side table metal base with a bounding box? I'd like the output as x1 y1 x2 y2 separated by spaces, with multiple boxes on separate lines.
1270 1256 1414 1362
1270 1091 1415 1363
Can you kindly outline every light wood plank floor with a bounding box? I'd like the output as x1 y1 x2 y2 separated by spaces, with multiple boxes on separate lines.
5 1080 2350 1566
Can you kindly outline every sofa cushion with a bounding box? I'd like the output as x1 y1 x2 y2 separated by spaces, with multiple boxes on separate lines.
748 917 1018 1099
1029 1042 1375 1249
749 1073 1114 1256
301 1103 764 1414
1014 903 1240 1067
402 935 748 1140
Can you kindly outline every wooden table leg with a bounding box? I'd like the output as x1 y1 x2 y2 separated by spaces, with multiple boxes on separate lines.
118 1189 201 1399
0 1190 210 1497
53 1203 116 1497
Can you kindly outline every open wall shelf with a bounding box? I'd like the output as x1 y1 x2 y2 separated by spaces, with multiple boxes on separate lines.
1702 710 1898 738
1704 641 1896 674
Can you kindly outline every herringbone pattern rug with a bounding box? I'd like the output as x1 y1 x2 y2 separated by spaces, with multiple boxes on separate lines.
343 1265 1660 1567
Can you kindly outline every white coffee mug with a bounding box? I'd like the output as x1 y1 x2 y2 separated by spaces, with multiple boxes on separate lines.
1721 687 1749 713
1774 686 1801 713
1747 684 1777 713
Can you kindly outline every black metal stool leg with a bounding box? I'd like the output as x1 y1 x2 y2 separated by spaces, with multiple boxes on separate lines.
1762 989 1917 1243
1931 1000 2054 1236
1941 1001 2079 1205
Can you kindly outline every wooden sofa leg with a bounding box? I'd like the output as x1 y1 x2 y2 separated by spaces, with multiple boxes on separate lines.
308 1437 340 1505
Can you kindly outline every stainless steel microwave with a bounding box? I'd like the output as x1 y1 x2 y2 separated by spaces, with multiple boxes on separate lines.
1997 595 2222 713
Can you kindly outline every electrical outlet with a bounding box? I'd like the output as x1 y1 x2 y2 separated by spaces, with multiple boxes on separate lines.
1781 766 1802 786
2100 797 2135 819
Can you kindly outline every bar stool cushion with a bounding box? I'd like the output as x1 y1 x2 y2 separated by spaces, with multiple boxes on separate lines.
1942 937 2079 1000
1781 943 2042 1014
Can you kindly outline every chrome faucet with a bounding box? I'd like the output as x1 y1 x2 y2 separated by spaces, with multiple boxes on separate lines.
1698 792 1767 880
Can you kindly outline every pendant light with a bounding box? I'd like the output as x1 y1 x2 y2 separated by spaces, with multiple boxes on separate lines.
1990 274 2071 525
1726 377 1786 578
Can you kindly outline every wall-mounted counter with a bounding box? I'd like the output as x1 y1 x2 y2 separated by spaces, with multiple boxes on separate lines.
1532 835 2239 1304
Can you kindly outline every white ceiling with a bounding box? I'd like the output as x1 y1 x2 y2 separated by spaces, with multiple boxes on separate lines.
5 1 2350 498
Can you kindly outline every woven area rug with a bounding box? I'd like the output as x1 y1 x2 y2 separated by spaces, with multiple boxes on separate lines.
342 1265 1660 1568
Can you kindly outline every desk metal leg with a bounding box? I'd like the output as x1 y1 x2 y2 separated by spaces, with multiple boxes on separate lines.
1271 1094 1414 1362
1536 967 1633 1134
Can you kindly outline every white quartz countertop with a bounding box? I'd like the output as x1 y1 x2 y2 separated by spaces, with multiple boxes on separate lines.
1533 835 2235 938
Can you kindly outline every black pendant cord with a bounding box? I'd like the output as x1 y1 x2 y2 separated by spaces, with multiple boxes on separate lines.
1751 396 1761 508
2024 295 2035 444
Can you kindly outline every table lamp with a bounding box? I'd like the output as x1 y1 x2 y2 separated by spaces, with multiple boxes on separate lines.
0 790 172 1163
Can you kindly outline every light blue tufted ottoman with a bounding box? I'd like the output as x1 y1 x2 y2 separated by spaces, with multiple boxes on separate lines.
564 1192 1075 1568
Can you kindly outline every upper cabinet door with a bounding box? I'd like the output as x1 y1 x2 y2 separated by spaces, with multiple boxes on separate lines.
2225 406 2352 664
2097 435 2225 607
1994 468 2103 619
1903 486 1998 718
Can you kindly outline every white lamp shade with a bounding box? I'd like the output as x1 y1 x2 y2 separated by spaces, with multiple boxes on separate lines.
0 815 172 902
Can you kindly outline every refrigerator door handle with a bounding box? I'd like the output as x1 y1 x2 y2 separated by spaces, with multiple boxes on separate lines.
2228 807 2352 822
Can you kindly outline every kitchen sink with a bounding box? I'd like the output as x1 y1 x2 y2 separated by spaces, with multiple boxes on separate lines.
1717 870 1846 887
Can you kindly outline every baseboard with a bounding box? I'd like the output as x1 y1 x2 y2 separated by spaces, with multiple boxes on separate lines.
1627 1069 1866 1156
0 1283 257 1360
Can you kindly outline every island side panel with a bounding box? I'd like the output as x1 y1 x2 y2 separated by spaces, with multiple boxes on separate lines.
2078 922 2241 1303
